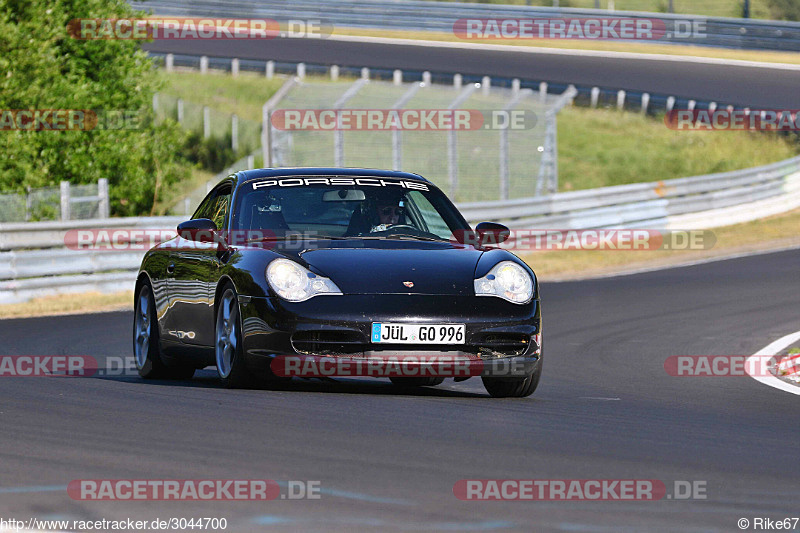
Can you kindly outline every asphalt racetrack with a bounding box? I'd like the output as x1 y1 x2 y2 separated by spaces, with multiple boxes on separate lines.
1 248 798 531
144 36 800 109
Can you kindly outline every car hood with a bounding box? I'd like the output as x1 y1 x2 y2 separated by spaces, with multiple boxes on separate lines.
289 241 484 296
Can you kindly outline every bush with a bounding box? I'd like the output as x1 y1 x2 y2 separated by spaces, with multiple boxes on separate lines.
766 0 800 20
0 0 190 216
181 132 238 173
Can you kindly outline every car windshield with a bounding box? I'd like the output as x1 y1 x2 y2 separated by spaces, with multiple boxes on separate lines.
232 176 469 241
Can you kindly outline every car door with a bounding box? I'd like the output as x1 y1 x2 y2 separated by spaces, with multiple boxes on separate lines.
170 182 232 347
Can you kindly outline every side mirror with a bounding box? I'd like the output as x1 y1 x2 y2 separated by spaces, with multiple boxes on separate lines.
177 218 218 243
475 222 510 245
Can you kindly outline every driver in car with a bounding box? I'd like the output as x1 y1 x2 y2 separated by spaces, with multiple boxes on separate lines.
371 198 405 232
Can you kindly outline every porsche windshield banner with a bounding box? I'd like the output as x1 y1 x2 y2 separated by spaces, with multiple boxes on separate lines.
251 177 429 190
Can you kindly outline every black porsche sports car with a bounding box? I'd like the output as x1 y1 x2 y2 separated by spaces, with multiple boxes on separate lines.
133 168 542 397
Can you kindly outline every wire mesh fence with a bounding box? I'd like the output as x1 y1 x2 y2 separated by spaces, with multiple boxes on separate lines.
267 77 559 203
154 92 262 155
166 72 575 215
0 181 107 223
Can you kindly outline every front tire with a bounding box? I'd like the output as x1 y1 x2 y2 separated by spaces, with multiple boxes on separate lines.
133 281 195 380
215 284 253 388
482 366 541 398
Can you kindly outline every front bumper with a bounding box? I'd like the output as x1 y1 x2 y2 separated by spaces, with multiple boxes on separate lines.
239 294 541 377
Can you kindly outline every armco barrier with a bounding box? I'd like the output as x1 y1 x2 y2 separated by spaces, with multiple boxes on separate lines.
1 156 799 303
135 0 800 52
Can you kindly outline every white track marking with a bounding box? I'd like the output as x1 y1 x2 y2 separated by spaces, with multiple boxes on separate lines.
746 330 800 396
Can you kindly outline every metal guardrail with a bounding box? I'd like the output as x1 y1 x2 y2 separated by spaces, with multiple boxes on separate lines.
2 156 799 303
135 0 800 51
460 156 800 228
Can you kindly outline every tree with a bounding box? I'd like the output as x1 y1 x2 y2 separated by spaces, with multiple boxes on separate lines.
0 0 188 216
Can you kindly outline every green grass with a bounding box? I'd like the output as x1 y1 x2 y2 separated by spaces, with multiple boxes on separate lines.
558 106 799 191
157 70 287 122
430 0 775 19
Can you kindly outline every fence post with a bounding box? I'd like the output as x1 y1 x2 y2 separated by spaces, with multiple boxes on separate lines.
231 58 240 77
616 90 626 110
590 87 600 108
266 60 274 79
247 154 255 169
297 63 306 78
666 96 676 113
512 78 520 95
200 55 208 74
422 71 431 85
447 84 479 197
203 106 211 139
25 186 31 222
481 76 491 96
262 104 271 167
453 73 462 90
641 92 650 114
165 53 174 72
536 112 558 195
60 181 71 221
391 82 422 170
177 98 184 124
98 178 109 219
539 82 548 105
231 114 239 151
393 69 403 86
361 67 370 80
331 65 339 81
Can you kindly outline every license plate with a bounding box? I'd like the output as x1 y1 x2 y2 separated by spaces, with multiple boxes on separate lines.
371 323 465 344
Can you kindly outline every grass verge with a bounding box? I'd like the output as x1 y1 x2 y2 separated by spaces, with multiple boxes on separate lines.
157 70 286 120
558 107 798 191
518 207 800 280
0 291 133 320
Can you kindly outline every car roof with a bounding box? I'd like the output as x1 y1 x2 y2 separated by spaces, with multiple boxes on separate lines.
235 167 432 189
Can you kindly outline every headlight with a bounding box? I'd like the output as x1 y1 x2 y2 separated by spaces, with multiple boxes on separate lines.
474 261 534 304
266 258 342 302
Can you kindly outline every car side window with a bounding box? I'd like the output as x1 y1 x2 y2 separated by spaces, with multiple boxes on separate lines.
193 184 232 229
